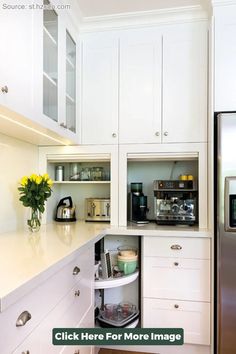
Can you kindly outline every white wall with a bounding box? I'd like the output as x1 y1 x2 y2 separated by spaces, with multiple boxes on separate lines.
0 133 38 233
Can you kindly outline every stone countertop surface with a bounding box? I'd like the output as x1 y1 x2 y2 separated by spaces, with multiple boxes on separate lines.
0 221 211 312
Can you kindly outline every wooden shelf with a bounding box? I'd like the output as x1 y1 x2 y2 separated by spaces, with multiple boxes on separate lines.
94 270 139 290
53 180 110 184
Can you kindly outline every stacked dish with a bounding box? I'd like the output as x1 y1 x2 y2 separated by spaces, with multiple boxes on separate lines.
117 246 138 275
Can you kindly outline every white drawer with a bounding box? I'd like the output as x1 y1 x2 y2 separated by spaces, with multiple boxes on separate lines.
143 237 210 259
143 257 210 301
60 306 94 354
2 246 93 354
13 279 93 354
142 298 210 345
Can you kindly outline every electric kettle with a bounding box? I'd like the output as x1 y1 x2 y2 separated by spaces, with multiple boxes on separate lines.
55 196 76 222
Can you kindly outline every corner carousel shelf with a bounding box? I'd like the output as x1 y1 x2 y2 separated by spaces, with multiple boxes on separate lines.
94 270 139 290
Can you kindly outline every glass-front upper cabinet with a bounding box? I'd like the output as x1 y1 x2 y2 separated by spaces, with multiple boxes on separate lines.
66 30 76 133
43 0 58 122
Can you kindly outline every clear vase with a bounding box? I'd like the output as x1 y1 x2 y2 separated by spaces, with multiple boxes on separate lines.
28 209 41 232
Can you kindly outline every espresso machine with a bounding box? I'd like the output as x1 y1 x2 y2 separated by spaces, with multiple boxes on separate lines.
128 183 149 224
153 180 198 225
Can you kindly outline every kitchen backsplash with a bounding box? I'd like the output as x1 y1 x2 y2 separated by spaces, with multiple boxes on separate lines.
0 133 38 233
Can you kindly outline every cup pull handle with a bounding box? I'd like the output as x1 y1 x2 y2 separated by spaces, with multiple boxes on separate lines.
170 244 182 250
16 311 31 327
73 266 80 275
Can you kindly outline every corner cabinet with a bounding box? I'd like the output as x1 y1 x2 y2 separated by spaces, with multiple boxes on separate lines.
81 21 208 145
0 0 79 146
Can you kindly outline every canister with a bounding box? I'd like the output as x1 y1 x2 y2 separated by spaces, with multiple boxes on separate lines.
55 165 64 181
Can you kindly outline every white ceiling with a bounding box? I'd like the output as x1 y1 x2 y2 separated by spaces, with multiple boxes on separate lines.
76 0 204 18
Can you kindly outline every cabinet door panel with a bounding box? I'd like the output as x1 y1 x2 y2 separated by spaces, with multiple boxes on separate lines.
143 257 210 301
215 8 236 111
0 0 33 117
119 29 162 144
143 298 210 345
82 33 118 144
162 23 207 143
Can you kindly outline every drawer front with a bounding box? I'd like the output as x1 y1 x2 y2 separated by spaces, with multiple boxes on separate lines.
143 257 210 301
13 281 93 354
60 306 94 354
143 237 210 259
2 246 94 353
142 298 210 345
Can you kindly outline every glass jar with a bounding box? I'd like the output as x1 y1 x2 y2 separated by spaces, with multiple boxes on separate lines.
80 167 91 181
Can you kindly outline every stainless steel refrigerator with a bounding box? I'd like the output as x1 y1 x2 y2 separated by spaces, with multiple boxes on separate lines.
216 112 236 354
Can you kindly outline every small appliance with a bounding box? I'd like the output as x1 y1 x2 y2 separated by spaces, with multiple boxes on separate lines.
85 198 110 221
128 182 149 224
55 196 76 222
153 179 198 225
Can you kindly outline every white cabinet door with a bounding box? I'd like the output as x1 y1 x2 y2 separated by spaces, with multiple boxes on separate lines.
143 257 210 301
82 32 119 144
143 298 210 345
119 28 162 144
0 0 34 118
214 7 236 111
162 22 208 143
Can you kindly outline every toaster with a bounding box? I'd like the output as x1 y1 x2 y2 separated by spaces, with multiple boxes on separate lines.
85 198 110 222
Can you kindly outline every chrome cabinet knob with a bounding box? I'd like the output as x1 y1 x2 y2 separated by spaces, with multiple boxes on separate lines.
164 131 168 136
16 311 32 327
171 244 182 250
155 132 160 136
73 266 80 275
1 85 8 93
22 351 30 354
174 304 179 309
75 290 80 297
174 262 179 266
112 133 117 138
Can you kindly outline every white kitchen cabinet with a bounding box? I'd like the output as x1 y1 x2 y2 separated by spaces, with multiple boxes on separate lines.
0 0 79 145
34 0 80 141
0 0 34 119
119 28 162 144
81 32 119 144
142 236 211 346
162 22 208 143
143 298 210 346
214 6 236 111
2 246 94 354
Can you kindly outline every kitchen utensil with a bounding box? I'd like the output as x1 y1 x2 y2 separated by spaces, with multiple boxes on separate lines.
55 196 76 222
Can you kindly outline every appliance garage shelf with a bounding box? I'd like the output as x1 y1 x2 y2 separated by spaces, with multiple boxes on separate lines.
53 181 111 184
94 270 139 289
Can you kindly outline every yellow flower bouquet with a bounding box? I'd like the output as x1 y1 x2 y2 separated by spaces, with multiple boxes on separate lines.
18 173 53 232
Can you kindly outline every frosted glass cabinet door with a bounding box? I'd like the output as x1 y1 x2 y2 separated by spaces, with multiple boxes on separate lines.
66 30 76 133
43 0 58 122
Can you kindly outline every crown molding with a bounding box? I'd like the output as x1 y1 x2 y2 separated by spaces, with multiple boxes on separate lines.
79 5 209 32
211 0 236 6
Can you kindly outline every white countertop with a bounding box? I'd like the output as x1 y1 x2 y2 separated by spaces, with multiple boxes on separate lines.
0 221 211 312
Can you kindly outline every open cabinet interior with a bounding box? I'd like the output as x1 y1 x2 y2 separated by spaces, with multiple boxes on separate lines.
95 235 141 328
46 159 111 222
127 157 199 225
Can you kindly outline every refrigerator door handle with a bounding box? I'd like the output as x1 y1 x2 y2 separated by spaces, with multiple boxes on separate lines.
224 176 236 231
